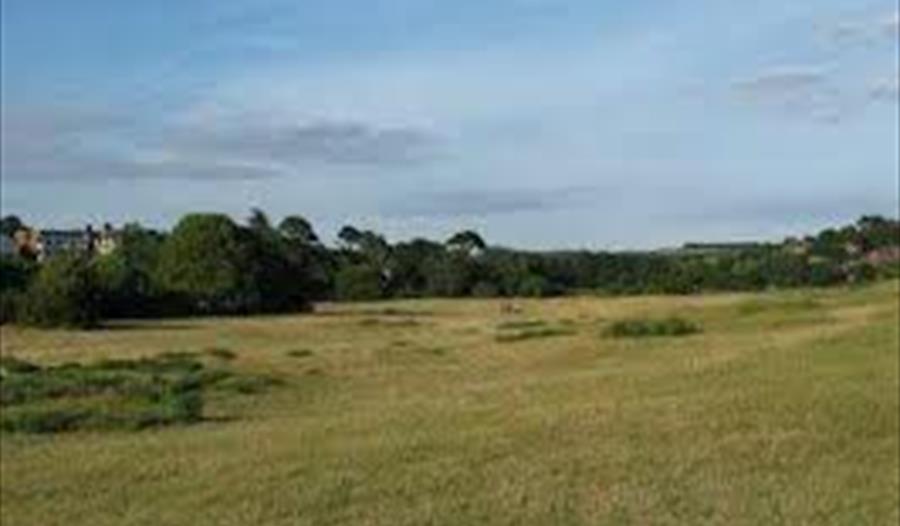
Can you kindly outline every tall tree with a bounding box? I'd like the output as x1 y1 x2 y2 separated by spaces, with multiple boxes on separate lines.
279 215 319 246
155 214 251 314
446 230 486 256
338 225 364 249
20 252 100 329
247 208 273 233
1 215 23 238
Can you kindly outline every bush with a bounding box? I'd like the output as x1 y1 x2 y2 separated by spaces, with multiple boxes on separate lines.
605 317 701 338
517 274 556 298
1 408 90 434
212 374 280 395
204 347 236 361
19 253 100 329
335 264 384 301
496 320 547 331
494 323 575 343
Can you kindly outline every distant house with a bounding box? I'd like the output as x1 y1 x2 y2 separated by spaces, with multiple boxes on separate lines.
15 224 123 261
37 228 94 260
95 224 121 256
13 228 41 259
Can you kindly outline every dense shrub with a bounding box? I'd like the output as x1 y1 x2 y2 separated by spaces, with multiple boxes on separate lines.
204 347 237 360
335 264 384 301
19 253 101 329
495 320 575 343
605 317 701 338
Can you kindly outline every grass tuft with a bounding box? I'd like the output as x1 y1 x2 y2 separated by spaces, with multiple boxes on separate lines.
495 326 575 343
203 347 237 361
496 320 548 331
604 316 701 338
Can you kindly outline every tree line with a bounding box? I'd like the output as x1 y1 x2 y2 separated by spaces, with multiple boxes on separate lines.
1 211 898 328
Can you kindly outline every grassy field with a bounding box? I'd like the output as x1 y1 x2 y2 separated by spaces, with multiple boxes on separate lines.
1 282 898 525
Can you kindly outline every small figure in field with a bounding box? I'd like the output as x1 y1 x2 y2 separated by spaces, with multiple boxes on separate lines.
500 302 523 315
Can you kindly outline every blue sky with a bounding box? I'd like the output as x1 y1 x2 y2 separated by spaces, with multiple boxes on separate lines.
1 0 897 249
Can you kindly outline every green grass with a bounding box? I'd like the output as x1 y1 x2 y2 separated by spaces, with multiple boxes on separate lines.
0 281 897 525
604 316 701 338
0 354 276 434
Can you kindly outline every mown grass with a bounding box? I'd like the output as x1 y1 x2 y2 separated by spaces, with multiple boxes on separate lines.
0 281 897 525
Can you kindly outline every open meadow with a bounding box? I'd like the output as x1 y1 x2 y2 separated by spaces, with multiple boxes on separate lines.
1 281 898 525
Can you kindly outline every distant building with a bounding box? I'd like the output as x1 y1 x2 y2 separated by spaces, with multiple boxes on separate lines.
13 228 41 259
10 224 122 261
95 223 121 256
37 228 94 260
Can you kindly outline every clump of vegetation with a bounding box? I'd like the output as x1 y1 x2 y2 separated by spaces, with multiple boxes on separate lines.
0 356 41 375
0 353 276 434
17 253 102 329
604 317 701 338
737 296 822 316
212 374 280 395
419 347 449 357
495 326 575 343
358 317 421 328
286 349 314 359
496 320 548 331
203 347 236 361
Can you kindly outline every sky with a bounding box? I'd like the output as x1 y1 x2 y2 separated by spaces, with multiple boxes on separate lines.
1 0 898 249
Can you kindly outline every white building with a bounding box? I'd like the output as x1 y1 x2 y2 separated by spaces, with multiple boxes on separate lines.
37 229 93 260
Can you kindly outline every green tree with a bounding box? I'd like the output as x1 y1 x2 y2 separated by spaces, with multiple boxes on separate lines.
279 215 320 246
155 214 251 314
446 230 486 256
338 225 364 249
20 253 100 329
1 215 23 238
335 264 384 301
94 224 167 317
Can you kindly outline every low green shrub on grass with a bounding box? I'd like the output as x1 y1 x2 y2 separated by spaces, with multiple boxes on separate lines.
0 353 275 434
495 319 575 343
496 320 548 331
495 326 575 343
211 374 281 395
737 296 822 316
0 356 41 375
203 347 237 360
286 349 314 359
604 317 701 338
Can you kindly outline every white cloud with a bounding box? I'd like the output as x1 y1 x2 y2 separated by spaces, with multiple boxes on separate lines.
871 77 900 102
882 10 899 37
